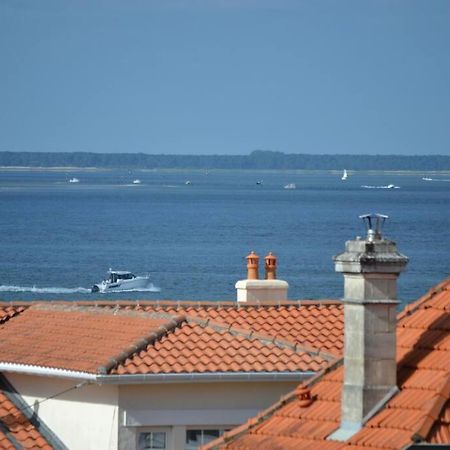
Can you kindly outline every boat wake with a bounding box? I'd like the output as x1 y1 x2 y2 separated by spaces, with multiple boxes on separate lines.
0 284 161 294
99 284 161 294
0 285 91 294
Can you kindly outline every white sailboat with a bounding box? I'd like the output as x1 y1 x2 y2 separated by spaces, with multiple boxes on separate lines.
341 169 348 181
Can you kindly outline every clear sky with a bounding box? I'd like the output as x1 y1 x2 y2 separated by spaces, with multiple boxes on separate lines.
1 0 449 155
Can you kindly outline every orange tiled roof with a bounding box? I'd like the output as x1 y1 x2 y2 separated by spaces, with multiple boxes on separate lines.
204 275 450 450
0 375 61 449
0 303 184 374
0 300 343 376
148 302 344 357
113 319 329 374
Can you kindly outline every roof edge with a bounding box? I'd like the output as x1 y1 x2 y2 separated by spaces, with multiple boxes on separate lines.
0 363 97 380
412 376 450 441
397 275 450 323
0 363 314 384
96 371 315 385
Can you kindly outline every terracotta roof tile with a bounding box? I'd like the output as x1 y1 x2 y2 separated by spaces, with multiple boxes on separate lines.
204 275 450 450
24 299 343 342
0 299 344 377
0 377 56 449
0 306 26 325
0 304 184 374
428 399 450 444
350 427 412 449
112 320 330 375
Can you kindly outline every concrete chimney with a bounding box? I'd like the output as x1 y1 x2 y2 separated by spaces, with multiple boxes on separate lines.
330 214 408 440
236 251 288 303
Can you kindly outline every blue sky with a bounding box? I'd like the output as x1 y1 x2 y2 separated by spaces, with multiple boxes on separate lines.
0 0 449 155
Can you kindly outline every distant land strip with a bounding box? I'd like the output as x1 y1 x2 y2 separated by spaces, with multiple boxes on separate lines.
0 150 449 171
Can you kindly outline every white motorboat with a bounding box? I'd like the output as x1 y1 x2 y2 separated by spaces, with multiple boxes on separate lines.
69 178 79 183
91 269 151 293
132 179 142 184
341 169 348 181
284 183 296 189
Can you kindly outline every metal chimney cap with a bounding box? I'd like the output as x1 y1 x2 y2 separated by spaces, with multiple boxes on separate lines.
359 213 389 241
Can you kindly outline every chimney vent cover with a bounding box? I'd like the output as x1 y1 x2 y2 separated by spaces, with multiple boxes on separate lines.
359 213 389 241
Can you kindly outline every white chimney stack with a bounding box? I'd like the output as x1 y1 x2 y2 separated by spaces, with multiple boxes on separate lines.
330 214 408 440
235 251 288 303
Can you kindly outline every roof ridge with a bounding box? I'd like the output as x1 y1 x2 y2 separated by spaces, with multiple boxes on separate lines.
397 275 450 323
0 299 342 308
97 314 186 374
28 302 135 317
28 303 183 322
0 306 25 325
412 375 450 442
185 315 337 362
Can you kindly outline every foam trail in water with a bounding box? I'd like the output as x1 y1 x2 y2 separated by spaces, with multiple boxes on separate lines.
361 185 400 189
0 285 91 294
101 284 161 294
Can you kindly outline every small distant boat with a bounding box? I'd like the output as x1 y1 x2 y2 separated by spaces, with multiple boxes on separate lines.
68 178 79 183
361 184 399 189
91 269 151 293
256 180 263 185
421 177 450 182
185 180 192 185
284 183 296 190
132 179 142 184
341 169 348 181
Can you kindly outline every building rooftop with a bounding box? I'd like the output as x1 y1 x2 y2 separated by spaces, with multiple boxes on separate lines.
203 275 450 450
0 300 344 378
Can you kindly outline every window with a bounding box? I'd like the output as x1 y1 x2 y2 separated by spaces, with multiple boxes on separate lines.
185 429 228 450
138 431 166 450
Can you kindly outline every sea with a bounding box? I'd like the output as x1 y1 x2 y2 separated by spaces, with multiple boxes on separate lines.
0 169 449 309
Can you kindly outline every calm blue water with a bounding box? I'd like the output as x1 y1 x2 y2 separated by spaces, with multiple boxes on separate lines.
0 169 449 308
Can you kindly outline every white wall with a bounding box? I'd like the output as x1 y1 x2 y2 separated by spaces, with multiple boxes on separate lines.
6 374 299 450
119 381 298 450
7 373 119 450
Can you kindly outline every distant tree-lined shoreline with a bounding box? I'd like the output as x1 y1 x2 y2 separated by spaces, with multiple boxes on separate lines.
0 150 449 171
